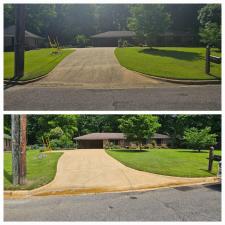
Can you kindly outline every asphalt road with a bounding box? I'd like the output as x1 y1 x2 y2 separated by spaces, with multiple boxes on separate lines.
4 184 221 221
4 84 221 110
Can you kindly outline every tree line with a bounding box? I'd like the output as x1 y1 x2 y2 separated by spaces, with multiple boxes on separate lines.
4 4 221 47
4 114 221 149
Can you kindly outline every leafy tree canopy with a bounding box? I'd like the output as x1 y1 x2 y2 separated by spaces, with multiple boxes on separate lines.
119 115 161 149
183 127 217 152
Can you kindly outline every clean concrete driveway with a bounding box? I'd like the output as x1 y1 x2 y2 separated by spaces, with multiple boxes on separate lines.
31 149 216 197
30 47 168 89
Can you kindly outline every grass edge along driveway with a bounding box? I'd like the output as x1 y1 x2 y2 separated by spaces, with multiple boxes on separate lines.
115 47 221 80
4 48 74 81
4 150 63 190
106 149 221 178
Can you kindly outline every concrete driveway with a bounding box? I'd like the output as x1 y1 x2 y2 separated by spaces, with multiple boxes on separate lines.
30 47 170 89
23 149 216 197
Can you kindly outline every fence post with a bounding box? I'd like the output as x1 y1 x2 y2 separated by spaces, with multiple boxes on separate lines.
14 4 25 79
208 146 214 172
205 45 211 74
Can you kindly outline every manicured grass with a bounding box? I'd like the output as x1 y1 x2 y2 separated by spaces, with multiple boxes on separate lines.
4 48 74 81
106 149 221 177
4 150 63 190
115 47 221 80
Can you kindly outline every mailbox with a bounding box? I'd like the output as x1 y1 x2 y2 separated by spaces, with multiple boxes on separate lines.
210 56 221 64
217 161 221 178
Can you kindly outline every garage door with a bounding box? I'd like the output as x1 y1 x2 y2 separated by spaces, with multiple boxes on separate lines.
78 140 103 149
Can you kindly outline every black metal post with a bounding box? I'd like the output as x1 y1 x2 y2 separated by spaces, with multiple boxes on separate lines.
14 4 25 79
205 45 211 75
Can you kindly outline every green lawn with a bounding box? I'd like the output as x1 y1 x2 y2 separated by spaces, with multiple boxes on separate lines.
4 150 63 190
115 47 221 80
106 149 221 177
4 48 74 81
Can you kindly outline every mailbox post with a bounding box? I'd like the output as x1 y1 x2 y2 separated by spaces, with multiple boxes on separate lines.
208 146 214 172
205 45 211 74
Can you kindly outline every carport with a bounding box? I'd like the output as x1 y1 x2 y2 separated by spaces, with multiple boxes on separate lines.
77 140 103 149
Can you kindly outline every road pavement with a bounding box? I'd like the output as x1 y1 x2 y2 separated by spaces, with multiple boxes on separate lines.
4 85 221 110
4 184 221 221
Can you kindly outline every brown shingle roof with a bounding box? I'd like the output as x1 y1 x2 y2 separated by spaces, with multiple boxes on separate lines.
152 133 170 139
91 31 135 39
74 132 170 140
74 133 126 140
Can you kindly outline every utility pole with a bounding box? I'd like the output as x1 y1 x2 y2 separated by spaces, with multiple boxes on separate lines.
14 4 25 79
19 115 27 184
11 115 20 185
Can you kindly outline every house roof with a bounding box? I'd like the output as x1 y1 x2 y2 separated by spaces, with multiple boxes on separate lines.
74 133 126 140
74 132 170 140
152 133 170 139
4 25 44 39
91 31 135 39
4 134 11 139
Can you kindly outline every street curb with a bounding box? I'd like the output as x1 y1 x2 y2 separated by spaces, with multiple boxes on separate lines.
4 71 221 87
139 73 221 85
117 62 221 85
4 74 49 85
4 178 219 200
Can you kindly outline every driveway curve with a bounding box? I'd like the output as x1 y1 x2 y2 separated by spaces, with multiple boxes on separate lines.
31 150 216 197
30 48 173 89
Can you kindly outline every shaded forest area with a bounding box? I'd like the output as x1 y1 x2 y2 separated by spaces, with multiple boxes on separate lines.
5 4 207 45
4 115 221 148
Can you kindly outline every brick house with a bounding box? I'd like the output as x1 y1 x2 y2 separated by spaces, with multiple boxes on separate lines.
74 132 171 149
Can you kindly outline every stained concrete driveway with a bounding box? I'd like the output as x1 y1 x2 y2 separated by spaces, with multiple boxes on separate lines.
29 47 170 89
8 149 215 198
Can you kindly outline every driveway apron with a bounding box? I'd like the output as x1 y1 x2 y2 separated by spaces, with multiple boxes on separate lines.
32 150 216 196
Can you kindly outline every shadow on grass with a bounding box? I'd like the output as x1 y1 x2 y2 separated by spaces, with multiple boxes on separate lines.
4 169 12 183
108 149 148 153
139 48 203 61
177 150 209 153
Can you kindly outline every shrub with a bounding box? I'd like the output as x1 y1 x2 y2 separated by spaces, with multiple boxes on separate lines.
75 34 89 48
48 127 64 139
151 140 157 148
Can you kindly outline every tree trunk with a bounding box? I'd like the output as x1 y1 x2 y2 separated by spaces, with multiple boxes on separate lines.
19 115 27 184
11 115 20 185
14 4 25 79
